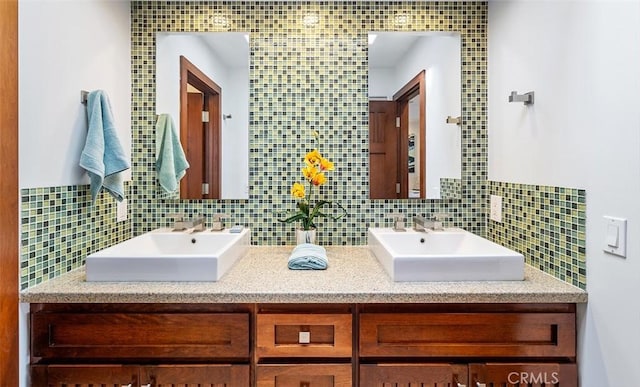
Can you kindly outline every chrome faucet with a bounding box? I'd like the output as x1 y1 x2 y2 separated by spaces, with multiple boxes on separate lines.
414 213 449 232
188 216 206 232
413 215 435 232
169 214 205 232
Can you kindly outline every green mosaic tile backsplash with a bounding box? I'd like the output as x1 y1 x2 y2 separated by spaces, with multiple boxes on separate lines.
487 181 586 289
20 185 131 290
130 1 489 245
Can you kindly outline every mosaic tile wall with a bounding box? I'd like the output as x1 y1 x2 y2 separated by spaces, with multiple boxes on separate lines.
20 185 131 290
131 1 488 245
440 178 461 200
487 181 587 289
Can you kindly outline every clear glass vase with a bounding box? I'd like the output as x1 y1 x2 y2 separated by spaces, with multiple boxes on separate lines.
296 228 317 245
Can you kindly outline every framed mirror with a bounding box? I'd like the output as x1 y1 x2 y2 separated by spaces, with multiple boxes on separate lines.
368 32 461 200
156 32 250 199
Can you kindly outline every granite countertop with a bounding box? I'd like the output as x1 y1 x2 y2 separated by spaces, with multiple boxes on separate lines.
20 246 587 304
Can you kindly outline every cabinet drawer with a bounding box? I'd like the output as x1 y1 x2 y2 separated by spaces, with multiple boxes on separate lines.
360 312 575 358
32 364 250 387
256 314 352 359
360 364 468 387
256 364 352 387
31 312 250 361
470 363 577 387
142 364 250 386
31 365 139 387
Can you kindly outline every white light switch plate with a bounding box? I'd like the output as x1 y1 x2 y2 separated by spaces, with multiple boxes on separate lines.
116 199 128 222
490 195 502 223
603 216 626 257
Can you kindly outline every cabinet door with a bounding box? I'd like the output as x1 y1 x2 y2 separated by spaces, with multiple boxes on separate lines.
256 364 352 387
141 365 250 387
360 364 468 387
31 365 138 387
469 363 577 387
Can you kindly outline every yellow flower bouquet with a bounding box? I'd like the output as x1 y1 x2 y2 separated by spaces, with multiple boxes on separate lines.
278 131 347 231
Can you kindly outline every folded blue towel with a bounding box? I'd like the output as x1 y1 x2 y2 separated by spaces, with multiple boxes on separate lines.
288 243 328 270
79 90 130 203
155 114 190 196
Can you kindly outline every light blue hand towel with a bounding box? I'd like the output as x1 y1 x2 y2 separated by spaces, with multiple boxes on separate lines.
155 114 190 195
79 90 130 203
288 243 328 270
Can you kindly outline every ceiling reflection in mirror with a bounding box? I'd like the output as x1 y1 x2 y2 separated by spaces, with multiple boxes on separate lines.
368 32 461 200
156 32 250 200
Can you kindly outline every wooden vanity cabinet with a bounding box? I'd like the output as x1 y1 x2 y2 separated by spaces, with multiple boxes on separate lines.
29 303 578 386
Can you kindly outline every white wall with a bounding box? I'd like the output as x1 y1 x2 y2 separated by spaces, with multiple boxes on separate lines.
19 0 131 188
156 33 249 199
222 68 250 198
397 35 461 198
368 67 395 99
488 1 640 385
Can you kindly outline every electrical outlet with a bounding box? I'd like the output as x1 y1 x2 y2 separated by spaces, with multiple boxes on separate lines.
116 199 128 222
490 195 502 223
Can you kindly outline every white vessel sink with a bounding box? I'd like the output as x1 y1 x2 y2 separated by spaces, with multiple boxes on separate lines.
86 228 250 282
368 227 524 281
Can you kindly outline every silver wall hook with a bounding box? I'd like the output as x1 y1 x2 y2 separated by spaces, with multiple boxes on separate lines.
508 91 534 105
446 116 461 125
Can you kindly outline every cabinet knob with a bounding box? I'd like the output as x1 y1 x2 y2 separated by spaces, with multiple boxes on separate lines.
457 383 466 387
121 385 132 387
298 331 311 344
477 383 487 387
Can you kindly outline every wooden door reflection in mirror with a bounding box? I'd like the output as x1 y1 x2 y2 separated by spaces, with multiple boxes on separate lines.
180 55 221 199
369 71 425 199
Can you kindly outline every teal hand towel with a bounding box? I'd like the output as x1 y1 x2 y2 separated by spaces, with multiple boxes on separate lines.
79 90 130 203
155 114 190 195
288 243 328 270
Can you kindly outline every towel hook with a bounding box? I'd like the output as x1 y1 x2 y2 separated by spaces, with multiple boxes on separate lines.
446 116 461 126
80 90 89 105
508 90 534 105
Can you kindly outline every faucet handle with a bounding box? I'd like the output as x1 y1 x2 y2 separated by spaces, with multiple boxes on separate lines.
211 213 227 231
432 212 449 221
389 213 406 231
431 212 450 231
